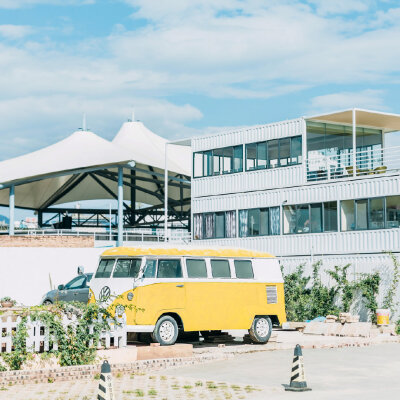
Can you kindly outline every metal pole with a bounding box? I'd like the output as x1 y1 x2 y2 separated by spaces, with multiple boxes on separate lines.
9 185 15 236
352 109 356 177
164 143 168 241
117 167 123 247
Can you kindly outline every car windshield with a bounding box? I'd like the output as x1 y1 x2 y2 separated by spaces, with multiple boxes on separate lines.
113 258 142 278
65 275 86 289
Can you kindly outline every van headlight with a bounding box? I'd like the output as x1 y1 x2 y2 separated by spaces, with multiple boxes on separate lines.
127 292 134 301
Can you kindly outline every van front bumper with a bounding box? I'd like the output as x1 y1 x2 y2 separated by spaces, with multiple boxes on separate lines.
126 325 155 333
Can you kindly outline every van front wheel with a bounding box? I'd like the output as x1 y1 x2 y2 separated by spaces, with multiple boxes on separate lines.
152 316 179 346
248 316 272 344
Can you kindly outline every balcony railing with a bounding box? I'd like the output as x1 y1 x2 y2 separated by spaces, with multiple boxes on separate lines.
306 146 400 182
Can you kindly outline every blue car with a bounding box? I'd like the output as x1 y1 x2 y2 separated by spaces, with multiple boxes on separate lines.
41 272 93 304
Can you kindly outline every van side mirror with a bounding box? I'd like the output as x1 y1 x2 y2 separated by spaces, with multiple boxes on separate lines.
77 266 84 275
58 284 65 290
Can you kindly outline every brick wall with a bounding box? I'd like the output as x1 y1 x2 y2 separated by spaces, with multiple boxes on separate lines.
0 235 94 248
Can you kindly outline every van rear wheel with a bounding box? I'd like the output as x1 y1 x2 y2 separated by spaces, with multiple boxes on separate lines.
248 316 272 344
152 316 179 346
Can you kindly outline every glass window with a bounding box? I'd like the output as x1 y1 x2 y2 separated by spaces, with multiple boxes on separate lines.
270 206 280 235
233 145 243 172
212 148 223 175
65 275 86 289
341 200 355 231
291 136 302 164
356 199 368 230
279 138 290 166
310 204 322 233
215 212 225 238
257 142 268 169
204 213 215 239
157 259 183 278
193 214 203 240
211 259 231 278
386 196 400 228
369 198 384 229
307 121 325 153
113 258 142 278
143 259 157 278
225 210 236 238
283 205 296 234
297 204 310 233
239 209 248 237
193 153 203 178
248 208 260 236
234 260 254 279
268 140 279 168
223 147 233 173
324 201 337 232
246 143 257 170
260 208 269 236
95 258 115 278
186 259 207 278
204 150 213 176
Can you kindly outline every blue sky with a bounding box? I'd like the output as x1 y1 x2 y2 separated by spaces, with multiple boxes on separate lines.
0 0 400 161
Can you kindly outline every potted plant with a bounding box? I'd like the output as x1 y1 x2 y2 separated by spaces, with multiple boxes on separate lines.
0 296 16 308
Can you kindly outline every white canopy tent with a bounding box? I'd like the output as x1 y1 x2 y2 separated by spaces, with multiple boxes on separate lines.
0 121 192 243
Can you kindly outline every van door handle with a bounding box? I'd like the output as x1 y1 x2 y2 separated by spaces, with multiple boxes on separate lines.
176 285 184 288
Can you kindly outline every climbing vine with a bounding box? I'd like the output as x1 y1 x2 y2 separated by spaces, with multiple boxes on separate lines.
0 301 120 370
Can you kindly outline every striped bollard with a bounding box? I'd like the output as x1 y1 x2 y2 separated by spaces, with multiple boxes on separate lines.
97 360 115 400
285 344 312 392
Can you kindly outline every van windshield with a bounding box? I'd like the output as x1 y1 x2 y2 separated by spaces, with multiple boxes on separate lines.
113 258 142 278
95 258 115 278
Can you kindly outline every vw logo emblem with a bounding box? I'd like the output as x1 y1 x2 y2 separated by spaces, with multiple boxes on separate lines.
99 286 111 302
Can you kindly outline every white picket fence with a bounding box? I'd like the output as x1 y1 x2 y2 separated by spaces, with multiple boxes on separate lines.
0 313 127 354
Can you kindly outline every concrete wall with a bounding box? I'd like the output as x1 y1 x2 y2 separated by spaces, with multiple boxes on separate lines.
0 247 104 306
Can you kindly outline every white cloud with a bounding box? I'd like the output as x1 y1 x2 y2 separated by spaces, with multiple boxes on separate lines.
0 25 34 40
308 89 387 114
0 0 94 9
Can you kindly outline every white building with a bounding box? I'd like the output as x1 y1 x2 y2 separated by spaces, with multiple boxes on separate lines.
189 109 400 274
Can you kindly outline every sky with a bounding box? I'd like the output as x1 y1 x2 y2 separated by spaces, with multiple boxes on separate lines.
0 0 400 163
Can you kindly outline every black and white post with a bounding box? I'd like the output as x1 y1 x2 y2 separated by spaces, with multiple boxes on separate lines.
97 360 115 400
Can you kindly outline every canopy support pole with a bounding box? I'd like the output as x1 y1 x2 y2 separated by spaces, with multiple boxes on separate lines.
352 109 356 177
164 143 168 242
9 185 15 236
130 169 136 226
117 167 123 247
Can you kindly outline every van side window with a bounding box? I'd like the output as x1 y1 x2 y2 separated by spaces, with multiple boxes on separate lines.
113 258 142 278
186 259 207 278
211 259 231 278
157 259 183 278
143 259 157 278
234 260 254 279
95 259 115 278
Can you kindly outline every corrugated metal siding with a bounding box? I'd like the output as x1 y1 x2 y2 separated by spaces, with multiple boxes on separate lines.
192 165 304 198
195 229 400 257
192 118 304 152
192 173 400 211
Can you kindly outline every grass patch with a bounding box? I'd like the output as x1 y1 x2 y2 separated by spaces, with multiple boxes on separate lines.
148 389 157 396
135 389 145 397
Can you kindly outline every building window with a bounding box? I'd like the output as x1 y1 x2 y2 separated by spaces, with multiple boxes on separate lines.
341 196 400 231
386 196 400 228
193 146 243 178
245 136 302 171
193 210 236 240
284 202 338 234
324 201 338 232
239 206 280 237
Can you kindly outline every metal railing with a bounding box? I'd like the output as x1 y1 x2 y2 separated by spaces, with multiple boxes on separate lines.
306 145 400 182
0 228 192 244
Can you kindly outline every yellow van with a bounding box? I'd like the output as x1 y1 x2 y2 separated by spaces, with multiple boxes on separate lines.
88 246 286 345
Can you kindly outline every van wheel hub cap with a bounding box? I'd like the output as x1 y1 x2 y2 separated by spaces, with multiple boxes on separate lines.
159 321 175 341
256 319 269 337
